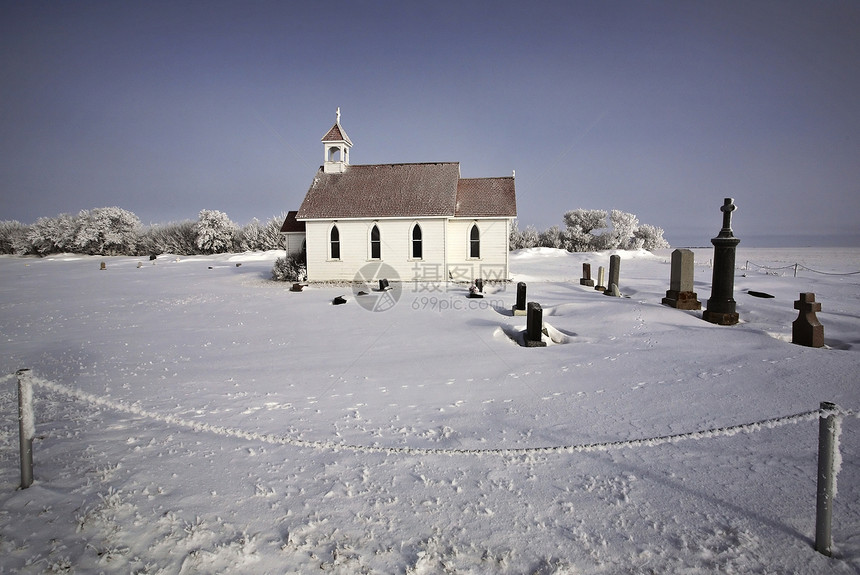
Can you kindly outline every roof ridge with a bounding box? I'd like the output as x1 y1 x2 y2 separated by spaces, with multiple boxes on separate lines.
347 161 459 168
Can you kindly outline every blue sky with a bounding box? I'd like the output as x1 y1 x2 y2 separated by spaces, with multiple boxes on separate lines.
2 1 858 246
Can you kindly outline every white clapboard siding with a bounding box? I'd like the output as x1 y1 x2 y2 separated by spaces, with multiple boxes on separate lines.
445 218 511 282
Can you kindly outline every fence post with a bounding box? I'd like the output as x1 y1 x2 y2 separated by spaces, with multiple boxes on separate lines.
815 401 840 556
17 368 34 489
794 263 798 278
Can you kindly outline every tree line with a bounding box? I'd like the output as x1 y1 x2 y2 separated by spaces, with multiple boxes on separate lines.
510 209 669 252
0 208 288 256
1 206 670 257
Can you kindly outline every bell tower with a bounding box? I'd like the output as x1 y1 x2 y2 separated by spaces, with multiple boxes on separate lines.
322 107 352 174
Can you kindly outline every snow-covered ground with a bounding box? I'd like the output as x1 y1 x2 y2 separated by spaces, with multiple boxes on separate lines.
1 246 858 574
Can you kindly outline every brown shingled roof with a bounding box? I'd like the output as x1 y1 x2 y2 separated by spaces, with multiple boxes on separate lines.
279 210 306 233
297 163 462 219
321 122 352 146
455 177 517 217
297 163 516 220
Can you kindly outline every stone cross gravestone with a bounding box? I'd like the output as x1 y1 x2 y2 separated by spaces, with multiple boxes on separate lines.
580 263 595 287
793 292 824 348
703 198 740 325
662 248 701 310
603 255 621 296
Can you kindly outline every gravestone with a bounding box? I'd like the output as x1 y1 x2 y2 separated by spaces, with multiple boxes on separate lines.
468 281 484 298
475 278 484 292
378 278 391 291
603 255 621 296
595 266 606 292
100 262 106 271
513 282 528 315
333 295 347 305
662 248 701 310
793 293 824 348
524 302 547 347
605 283 621 297
290 283 304 292
580 263 595 287
703 198 741 325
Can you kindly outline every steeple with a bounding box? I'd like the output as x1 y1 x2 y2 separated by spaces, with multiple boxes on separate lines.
322 107 352 174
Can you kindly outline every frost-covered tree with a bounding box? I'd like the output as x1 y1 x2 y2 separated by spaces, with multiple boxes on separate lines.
521 224 540 249
509 220 525 250
258 214 288 251
539 225 566 249
563 209 607 251
28 213 78 255
605 210 639 250
239 218 263 251
195 210 238 254
634 224 670 250
0 220 32 255
73 207 141 255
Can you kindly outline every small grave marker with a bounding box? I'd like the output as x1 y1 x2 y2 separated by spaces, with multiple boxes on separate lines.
524 302 547 347
513 282 528 315
580 263 595 287
468 281 484 298
595 266 606 292
603 255 621 296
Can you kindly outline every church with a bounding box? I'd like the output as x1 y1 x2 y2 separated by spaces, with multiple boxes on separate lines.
283 110 517 283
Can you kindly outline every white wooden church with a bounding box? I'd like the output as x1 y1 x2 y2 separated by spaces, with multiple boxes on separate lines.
283 110 517 283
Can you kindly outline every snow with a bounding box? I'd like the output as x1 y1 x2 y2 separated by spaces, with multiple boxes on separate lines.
1 247 858 574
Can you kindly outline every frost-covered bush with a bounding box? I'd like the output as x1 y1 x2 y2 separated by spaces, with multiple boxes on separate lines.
272 254 306 282
139 220 198 255
514 208 669 252
0 220 32 254
195 210 238 254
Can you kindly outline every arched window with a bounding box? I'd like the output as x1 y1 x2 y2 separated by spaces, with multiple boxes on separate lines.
330 225 340 260
469 224 480 259
370 224 381 260
411 223 423 259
